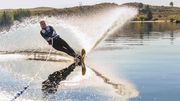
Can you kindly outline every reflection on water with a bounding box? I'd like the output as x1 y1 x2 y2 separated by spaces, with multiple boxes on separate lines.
91 68 138 97
0 53 138 100
112 22 180 38
90 22 180 101
107 22 180 41
97 22 180 50
42 62 138 99
42 62 76 96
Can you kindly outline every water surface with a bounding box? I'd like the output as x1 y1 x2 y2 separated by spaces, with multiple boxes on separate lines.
1 22 180 101
88 22 180 101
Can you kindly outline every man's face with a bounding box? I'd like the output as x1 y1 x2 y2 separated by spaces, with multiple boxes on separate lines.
40 21 46 29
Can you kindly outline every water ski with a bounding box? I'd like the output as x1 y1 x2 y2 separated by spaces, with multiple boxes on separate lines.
81 49 86 75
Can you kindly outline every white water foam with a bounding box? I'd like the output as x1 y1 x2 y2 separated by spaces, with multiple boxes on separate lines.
0 54 26 62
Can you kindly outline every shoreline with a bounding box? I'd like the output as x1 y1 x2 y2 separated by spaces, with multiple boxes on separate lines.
131 20 179 23
1 2 180 32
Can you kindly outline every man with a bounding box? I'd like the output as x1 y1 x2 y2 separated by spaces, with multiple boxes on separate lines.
39 20 81 65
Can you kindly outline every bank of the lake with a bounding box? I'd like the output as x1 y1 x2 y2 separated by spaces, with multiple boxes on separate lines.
1 2 180 31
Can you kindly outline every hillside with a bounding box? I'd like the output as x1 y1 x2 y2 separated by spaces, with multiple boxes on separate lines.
0 3 119 31
123 2 180 22
1 2 180 31
29 3 119 16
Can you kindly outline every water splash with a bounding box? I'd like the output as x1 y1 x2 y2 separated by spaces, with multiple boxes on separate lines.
0 6 138 101
0 6 137 54
57 6 138 53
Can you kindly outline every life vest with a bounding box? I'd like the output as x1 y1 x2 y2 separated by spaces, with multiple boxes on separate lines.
40 26 58 41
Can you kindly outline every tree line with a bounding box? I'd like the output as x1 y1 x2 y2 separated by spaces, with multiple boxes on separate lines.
0 9 30 27
133 3 153 21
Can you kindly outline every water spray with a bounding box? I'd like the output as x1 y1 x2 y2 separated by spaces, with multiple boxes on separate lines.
1 6 138 100
11 42 53 101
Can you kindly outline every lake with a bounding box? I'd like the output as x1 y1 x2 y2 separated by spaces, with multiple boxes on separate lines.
88 22 180 101
0 22 180 101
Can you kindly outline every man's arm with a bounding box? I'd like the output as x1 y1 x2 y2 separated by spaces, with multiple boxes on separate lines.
49 26 57 37
49 26 55 32
40 31 52 45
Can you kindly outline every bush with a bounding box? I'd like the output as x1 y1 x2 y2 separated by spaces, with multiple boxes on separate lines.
140 16 145 21
7 11 14 24
170 18 175 22
0 9 31 29
0 12 2 24
13 9 31 21
0 11 13 26
145 11 153 20
158 15 162 18
153 18 158 21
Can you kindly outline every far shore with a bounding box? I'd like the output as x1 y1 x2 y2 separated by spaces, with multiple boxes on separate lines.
1 2 180 31
131 20 179 23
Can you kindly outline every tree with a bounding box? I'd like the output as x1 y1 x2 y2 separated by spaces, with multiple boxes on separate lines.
0 11 9 26
145 5 150 12
139 16 145 21
0 11 14 28
138 3 143 8
170 18 175 22
144 5 153 20
138 3 144 12
13 9 31 21
170 2 173 7
146 10 153 20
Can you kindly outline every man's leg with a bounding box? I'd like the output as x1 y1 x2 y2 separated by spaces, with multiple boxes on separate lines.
60 47 76 58
52 36 77 58
60 38 77 58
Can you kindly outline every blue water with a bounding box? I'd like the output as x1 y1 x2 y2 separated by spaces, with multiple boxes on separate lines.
0 22 180 101
88 22 180 101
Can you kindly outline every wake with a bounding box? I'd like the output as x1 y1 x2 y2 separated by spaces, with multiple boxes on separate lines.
0 5 138 101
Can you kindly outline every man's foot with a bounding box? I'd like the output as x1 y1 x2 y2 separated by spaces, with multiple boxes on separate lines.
81 49 86 75
74 49 86 76
74 54 81 66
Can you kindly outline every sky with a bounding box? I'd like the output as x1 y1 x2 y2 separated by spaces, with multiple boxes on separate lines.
0 0 179 9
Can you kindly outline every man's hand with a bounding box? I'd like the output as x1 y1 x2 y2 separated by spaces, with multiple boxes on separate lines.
47 38 52 45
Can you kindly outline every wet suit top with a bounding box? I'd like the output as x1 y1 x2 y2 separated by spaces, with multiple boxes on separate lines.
40 26 58 44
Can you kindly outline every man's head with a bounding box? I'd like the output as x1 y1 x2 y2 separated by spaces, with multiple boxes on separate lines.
40 20 46 29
